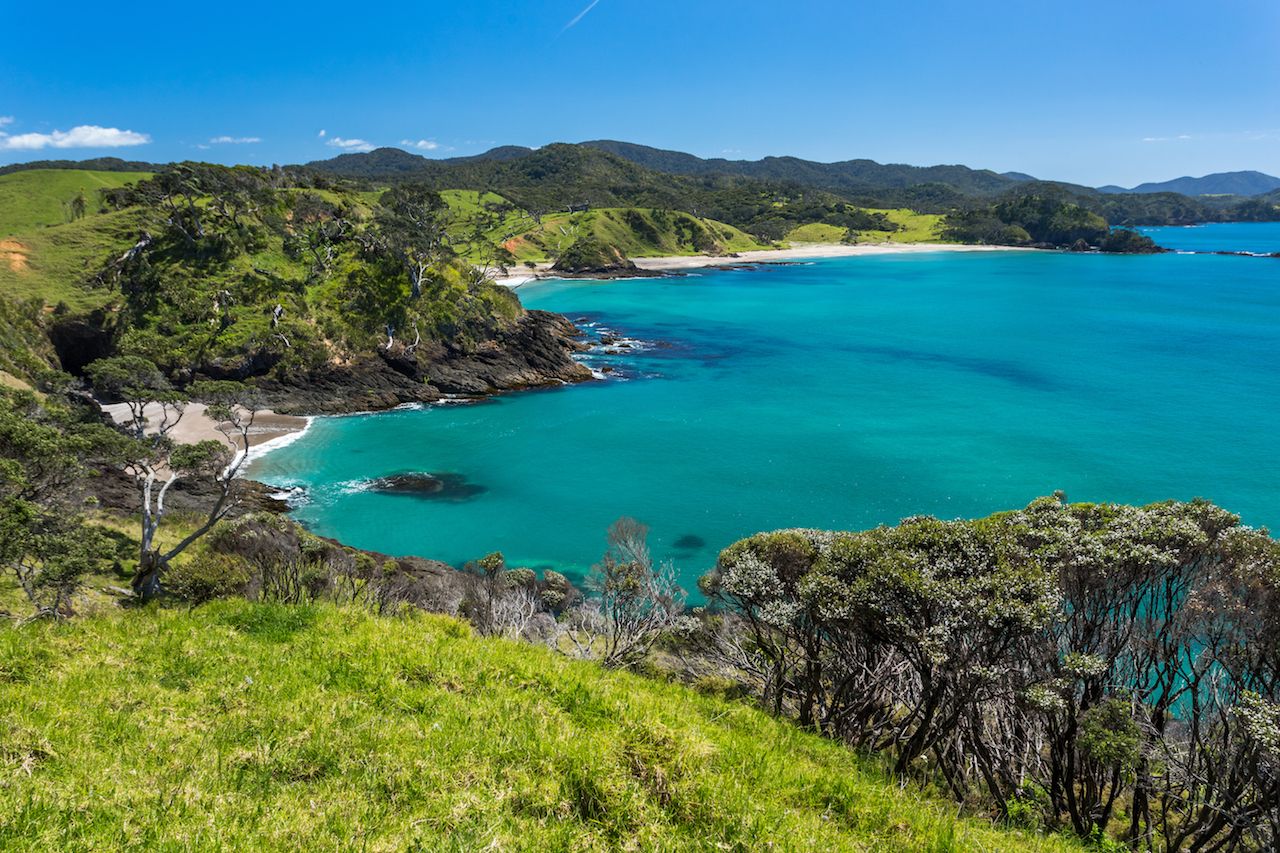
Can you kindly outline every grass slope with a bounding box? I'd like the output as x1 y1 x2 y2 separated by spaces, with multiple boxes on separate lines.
0 601 1080 851
441 191 768 262
0 207 155 311
784 209 945 245
0 169 151 237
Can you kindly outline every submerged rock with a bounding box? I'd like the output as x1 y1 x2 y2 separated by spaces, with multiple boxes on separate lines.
368 473 487 502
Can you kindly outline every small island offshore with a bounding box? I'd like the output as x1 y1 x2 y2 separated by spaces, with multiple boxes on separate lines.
4 2 1280 849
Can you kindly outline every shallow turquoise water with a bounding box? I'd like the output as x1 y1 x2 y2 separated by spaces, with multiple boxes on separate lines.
253 230 1280 590
1140 221 1280 254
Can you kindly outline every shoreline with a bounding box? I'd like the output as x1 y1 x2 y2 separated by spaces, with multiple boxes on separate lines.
102 401 313 461
104 243 1023 450
490 242 1028 286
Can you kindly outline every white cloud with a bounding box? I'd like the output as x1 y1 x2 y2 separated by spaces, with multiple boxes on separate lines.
209 135 261 144
327 136 375 153
399 138 440 151
1141 134 1193 143
0 116 13 127
317 129 326 138
0 124 151 151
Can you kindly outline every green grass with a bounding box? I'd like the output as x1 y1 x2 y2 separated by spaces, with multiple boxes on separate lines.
783 210 946 246
0 601 1082 851
0 169 152 237
855 208 946 243
785 223 848 243
0 206 156 311
439 192 770 263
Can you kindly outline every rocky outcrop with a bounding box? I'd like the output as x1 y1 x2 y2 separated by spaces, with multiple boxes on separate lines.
90 464 288 517
249 310 592 414
551 237 643 276
425 310 592 395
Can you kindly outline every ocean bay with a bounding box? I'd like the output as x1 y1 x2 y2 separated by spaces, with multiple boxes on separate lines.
252 231 1280 590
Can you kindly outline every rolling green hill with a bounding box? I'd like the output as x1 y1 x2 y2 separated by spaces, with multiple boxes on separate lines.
440 190 768 262
304 142 1280 230
785 208 944 244
0 169 152 236
0 600 1080 851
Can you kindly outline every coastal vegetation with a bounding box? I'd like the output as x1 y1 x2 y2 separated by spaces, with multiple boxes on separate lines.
697 497 1280 850
0 601 1080 851
3 367 1275 849
0 164 587 413
2 149 1277 850
0 168 151 236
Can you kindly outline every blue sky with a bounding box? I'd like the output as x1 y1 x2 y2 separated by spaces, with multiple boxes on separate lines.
2 0 1277 186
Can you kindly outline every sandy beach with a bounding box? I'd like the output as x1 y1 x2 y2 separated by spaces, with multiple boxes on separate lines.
491 242 1027 286
101 401 310 458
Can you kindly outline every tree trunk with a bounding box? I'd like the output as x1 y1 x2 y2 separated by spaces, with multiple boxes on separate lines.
133 549 166 600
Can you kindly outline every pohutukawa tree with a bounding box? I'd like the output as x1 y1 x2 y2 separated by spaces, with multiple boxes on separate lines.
373 184 453 300
699 496 1280 851
0 386 112 619
88 357 262 599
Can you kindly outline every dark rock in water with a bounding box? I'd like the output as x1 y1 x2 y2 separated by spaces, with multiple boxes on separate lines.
369 472 487 502
672 534 706 551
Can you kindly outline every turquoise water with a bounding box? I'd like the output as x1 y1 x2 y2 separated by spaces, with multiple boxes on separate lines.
253 231 1280 591
1139 221 1280 254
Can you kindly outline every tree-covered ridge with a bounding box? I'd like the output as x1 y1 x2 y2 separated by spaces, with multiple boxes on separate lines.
0 163 601 413
304 142 1280 231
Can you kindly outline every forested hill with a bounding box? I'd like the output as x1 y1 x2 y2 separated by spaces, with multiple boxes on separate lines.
0 164 589 412
301 142 1280 228
579 139 1021 195
0 156 158 177
1099 170 1280 197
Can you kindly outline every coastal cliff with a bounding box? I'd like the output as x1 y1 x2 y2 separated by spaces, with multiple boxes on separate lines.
251 309 592 414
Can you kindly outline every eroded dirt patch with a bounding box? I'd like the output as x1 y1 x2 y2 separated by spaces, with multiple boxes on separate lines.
0 239 29 272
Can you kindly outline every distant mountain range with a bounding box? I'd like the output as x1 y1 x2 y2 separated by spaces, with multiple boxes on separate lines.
1 142 1276 230
1098 171 1280 197
308 140 1026 198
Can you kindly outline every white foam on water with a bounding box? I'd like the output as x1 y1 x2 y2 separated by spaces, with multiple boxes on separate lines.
240 416 315 466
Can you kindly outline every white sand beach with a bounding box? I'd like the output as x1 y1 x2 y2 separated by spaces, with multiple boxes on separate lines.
492 242 1027 286
102 401 310 456
633 242 1027 271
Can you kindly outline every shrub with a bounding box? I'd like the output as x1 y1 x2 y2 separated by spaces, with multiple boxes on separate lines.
166 553 251 605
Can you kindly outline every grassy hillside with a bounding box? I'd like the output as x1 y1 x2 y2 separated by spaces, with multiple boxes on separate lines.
0 601 1080 851
785 209 945 244
0 206 155 311
0 165 543 399
440 191 769 262
0 169 151 236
